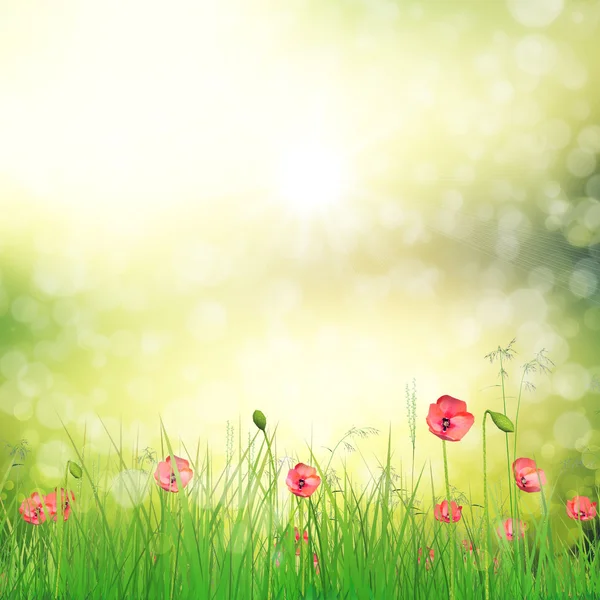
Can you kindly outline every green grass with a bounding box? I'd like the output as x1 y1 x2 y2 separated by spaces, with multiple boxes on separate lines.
0 415 598 600
0 341 597 599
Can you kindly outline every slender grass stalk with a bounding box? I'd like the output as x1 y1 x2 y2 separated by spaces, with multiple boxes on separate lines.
54 459 76 600
261 427 276 600
482 411 490 600
406 379 417 493
512 361 531 598
441 440 454 600
498 353 515 532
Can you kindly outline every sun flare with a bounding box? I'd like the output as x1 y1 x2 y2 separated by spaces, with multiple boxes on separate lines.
274 143 347 217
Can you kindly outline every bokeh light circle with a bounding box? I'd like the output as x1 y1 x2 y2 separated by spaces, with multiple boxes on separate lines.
566 149 596 178
552 363 591 400
581 446 600 470
111 469 152 508
553 412 591 449
515 35 557 75
507 0 564 28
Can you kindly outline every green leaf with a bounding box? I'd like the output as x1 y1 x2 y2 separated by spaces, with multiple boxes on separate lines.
252 410 267 432
69 461 83 479
487 410 514 433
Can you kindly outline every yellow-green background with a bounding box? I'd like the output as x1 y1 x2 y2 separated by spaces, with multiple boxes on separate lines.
1 0 600 542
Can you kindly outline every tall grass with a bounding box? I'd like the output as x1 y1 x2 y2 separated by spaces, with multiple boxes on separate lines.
0 345 597 599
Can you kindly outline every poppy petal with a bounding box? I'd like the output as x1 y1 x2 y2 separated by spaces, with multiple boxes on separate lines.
294 463 317 478
437 395 468 417
426 404 446 432
444 414 475 441
513 458 537 476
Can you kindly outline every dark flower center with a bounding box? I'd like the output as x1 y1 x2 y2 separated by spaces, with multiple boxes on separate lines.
298 478 305 489
521 476 527 486
579 510 586 518
442 418 451 432
170 472 177 484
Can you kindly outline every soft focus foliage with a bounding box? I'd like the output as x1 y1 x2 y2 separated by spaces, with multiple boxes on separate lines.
0 0 598 534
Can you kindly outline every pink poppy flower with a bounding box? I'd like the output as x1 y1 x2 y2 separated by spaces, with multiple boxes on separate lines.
497 519 526 541
286 463 321 498
426 395 475 442
19 492 46 525
513 458 546 493
294 527 309 544
566 496 597 521
418 547 435 570
44 488 75 521
434 499 462 523
313 553 320 575
154 455 193 493
294 527 309 556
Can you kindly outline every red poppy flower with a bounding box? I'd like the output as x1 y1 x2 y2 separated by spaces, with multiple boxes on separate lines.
44 488 75 521
294 527 309 555
566 496 597 521
418 547 435 570
19 492 46 525
497 519 526 541
513 458 546 493
294 527 309 544
434 500 462 523
154 455 194 493
286 463 321 498
426 395 474 442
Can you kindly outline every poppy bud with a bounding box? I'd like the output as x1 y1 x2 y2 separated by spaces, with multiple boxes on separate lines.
253 410 267 432
69 461 83 479
487 410 514 433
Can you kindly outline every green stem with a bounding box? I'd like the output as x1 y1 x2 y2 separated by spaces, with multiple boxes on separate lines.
513 369 529 594
514 372 528 596
297 496 305 593
54 462 69 600
411 444 415 499
499 355 515 523
442 441 455 600
499 354 520 590
483 412 490 600
262 429 276 599
513 370 526 464
410 379 417 493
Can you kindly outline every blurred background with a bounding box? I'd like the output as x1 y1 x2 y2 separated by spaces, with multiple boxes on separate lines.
0 0 599 538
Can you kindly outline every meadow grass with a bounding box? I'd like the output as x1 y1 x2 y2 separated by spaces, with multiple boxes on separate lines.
0 422 597 600
0 344 598 599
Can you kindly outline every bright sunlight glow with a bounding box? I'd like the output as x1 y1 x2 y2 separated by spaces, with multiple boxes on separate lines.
275 143 347 217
